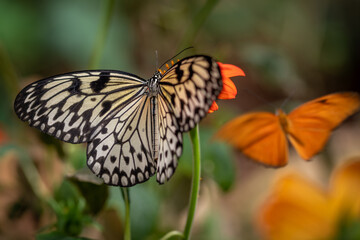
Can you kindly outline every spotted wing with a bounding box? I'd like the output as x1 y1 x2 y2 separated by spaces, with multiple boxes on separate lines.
155 55 222 184
159 55 222 132
87 94 157 187
14 70 146 143
156 96 183 184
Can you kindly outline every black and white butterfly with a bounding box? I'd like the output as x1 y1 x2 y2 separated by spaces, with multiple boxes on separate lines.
14 55 222 187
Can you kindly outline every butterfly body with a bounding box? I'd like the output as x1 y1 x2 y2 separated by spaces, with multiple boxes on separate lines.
15 55 222 186
215 92 360 167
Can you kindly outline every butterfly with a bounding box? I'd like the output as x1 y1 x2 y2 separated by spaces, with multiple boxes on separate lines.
215 92 360 167
14 55 222 186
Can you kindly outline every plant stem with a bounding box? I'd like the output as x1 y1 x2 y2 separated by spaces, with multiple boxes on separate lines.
183 124 201 240
159 230 184 240
88 0 115 69
121 187 131 240
0 43 19 100
178 0 219 50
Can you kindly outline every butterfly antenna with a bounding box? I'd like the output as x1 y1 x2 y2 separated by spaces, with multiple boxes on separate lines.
158 47 194 70
280 90 296 109
155 50 159 71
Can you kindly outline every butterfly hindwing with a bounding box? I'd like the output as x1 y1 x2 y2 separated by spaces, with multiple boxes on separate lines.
87 94 156 186
14 70 147 144
156 95 183 184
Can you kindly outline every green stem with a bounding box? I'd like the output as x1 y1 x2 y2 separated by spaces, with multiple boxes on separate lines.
0 43 19 100
88 0 115 69
178 0 219 50
121 187 131 240
160 230 184 240
183 124 201 240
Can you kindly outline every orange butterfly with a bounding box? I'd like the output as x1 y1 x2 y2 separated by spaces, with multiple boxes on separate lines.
215 92 360 167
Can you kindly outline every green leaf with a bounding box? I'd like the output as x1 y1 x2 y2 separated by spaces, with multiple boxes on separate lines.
36 231 93 240
49 180 96 236
335 217 360 240
68 168 109 215
201 128 236 191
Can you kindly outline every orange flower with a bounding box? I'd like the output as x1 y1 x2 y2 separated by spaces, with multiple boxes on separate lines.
256 159 360 240
208 62 245 113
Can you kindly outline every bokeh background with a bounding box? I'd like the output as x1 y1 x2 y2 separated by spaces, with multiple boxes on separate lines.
0 0 359 239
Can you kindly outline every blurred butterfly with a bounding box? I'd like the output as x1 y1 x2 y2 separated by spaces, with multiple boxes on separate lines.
14 55 222 186
215 92 360 167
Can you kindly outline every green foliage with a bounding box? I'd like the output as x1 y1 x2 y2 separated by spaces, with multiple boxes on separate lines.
178 128 235 191
36 231 93 240
45 180 97 237
335 216 360 240
69 171 109 215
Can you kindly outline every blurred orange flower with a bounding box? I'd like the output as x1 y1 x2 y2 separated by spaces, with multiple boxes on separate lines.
208 62 245 113
256 159 360 240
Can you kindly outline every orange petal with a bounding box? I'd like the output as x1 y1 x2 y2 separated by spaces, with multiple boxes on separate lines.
208 101 219 113
330 158 360 219
217 62 245 100
256 173 335 240
217 62 245 78
209 62 245 113
218 76 237 99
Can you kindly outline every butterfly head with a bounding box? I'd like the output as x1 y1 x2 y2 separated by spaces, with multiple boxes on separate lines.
147 72 161 96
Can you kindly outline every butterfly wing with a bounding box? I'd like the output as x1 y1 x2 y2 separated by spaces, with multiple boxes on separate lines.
159 55 222 131
156 96 183 183
14 70 147 143
155 55 222 183
215 112 289 167
286 92 360 160
86 94 156 186
15 70 156 187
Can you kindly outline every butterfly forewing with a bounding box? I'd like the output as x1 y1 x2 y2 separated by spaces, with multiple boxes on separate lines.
215 112 289 167
14 70 147 144
155 55 222 183
159 55 222 132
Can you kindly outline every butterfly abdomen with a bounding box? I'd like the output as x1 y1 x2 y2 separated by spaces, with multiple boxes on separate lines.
151 96 159 161
277 109 290 134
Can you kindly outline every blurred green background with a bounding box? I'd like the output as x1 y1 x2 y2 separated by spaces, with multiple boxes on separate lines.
0 0 359 239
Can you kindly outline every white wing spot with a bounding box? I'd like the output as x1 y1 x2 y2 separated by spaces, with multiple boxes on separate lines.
49 127 55 134
112 173 119 185
88 156 94 165
63 133 71 142
56 130 61 138
93 162 101 175
121 176 128 186
102 173 110 184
